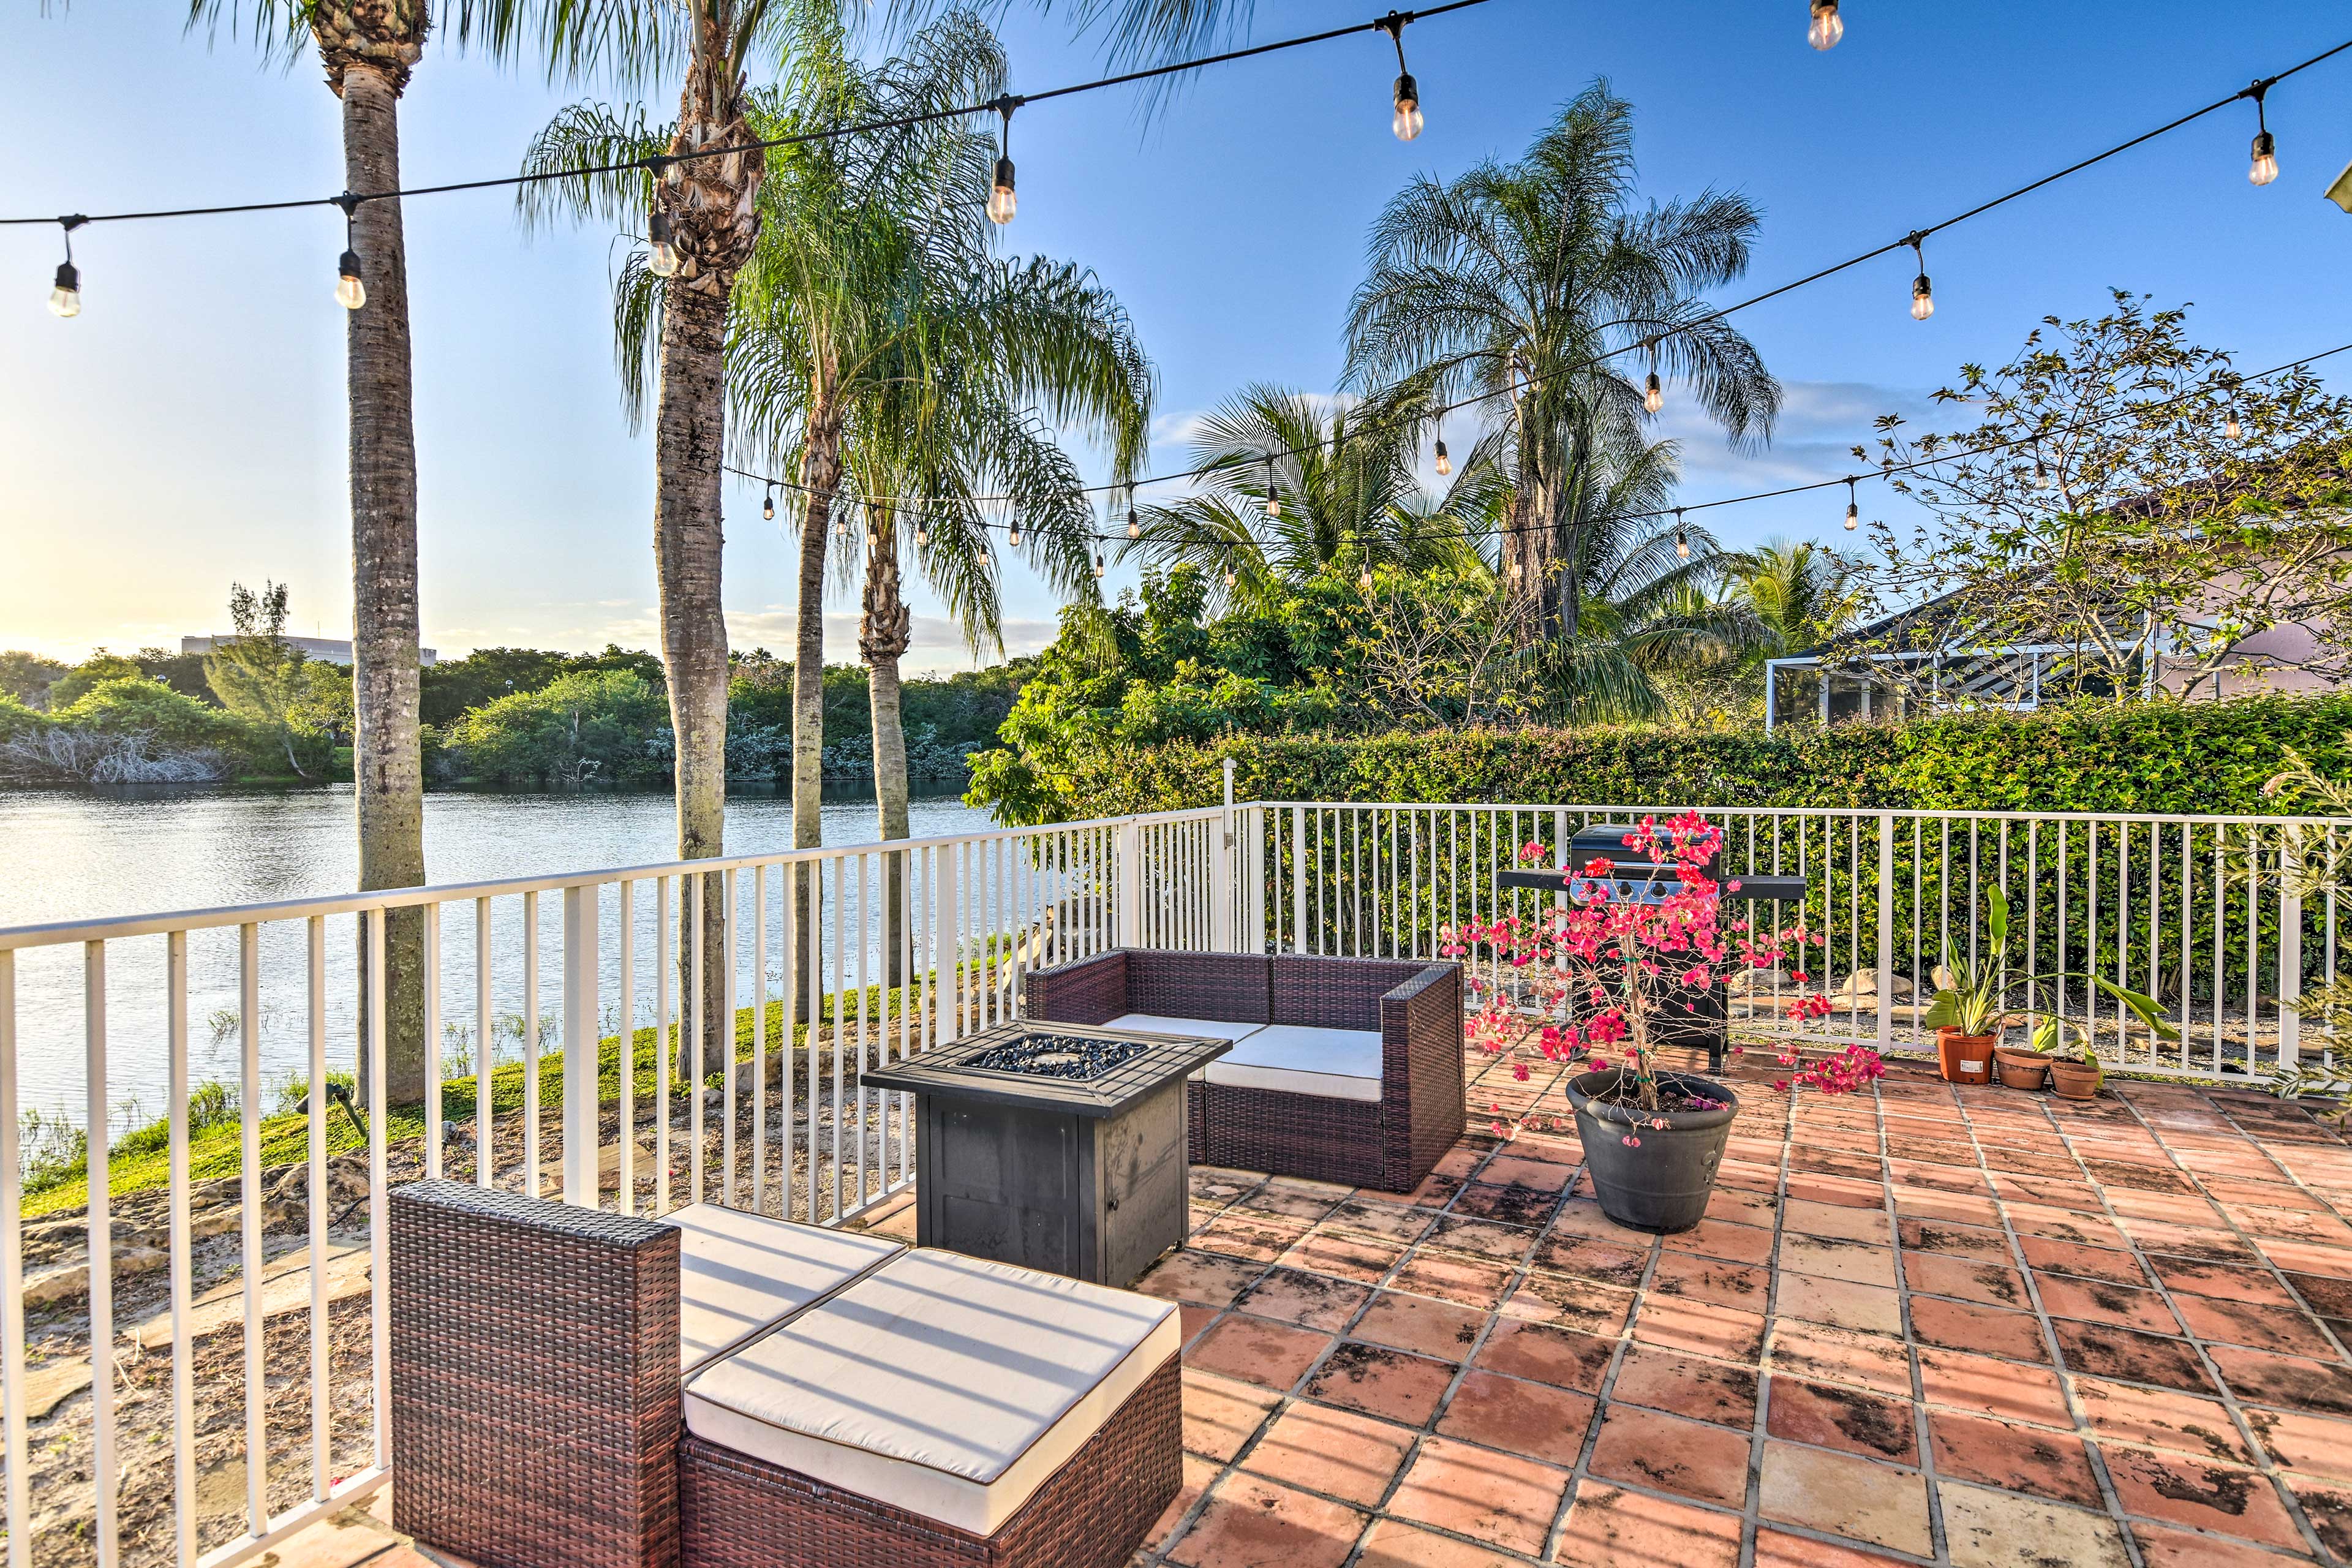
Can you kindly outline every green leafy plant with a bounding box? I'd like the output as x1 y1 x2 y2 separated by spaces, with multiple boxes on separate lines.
1922 887 2179 1060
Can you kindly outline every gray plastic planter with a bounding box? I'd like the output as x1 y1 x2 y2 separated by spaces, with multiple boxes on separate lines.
1566 1068 1740 1233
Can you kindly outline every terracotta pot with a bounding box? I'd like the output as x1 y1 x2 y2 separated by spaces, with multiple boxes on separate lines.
1936 1028 1994 1085
2048 1057 2102 1100
1993 1047 2051 1091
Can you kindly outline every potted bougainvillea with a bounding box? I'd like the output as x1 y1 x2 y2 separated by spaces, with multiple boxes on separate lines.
1446 812 1883 1233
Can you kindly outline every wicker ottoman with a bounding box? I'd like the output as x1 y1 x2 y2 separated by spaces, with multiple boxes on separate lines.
680 1248 1182 1568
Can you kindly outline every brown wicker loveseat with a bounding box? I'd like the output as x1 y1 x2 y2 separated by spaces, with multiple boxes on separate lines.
388 1179 1181 1568
1023 950 1463 1194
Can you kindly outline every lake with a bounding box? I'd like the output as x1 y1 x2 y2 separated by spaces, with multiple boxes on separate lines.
0 783 999 1128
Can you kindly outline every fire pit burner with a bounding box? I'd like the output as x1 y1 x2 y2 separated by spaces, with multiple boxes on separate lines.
963 1033 1147 1081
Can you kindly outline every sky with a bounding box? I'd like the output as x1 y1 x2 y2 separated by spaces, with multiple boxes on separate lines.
2 1 2349 673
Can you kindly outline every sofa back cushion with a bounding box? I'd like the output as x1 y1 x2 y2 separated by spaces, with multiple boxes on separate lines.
1129 951 1270 1025
1271 955 1431 1030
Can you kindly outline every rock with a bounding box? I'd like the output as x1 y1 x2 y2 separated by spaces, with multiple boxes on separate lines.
22 1244 168 1307
23 1359 92 1419
1831 970 1915 1001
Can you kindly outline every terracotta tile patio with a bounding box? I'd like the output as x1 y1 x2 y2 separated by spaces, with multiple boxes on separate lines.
276 1031 2352 1568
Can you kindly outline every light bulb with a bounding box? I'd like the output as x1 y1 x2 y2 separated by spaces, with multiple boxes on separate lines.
1675 530 1691 561
1095 553 1107 580
1644 372 1663 415
647 213 681 278
1434 439 1451 477
336 250 366 311
1392 75 1423 141
2033 458 2052 489
1006 522 1022 548
763 491 775 521
989 157 1017 225
1844 502 1859 532
915 524 929 547
2250 130 2278 187
1126 508 1140 540
48 260 81 318
1808 0 1843 50
1224 568 1237 589
1910 273 1936 321
2225 410 2244 442
1264 486 1280 519
1360 565 1374 592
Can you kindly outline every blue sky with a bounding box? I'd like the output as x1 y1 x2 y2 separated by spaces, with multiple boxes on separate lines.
2 1 2348 670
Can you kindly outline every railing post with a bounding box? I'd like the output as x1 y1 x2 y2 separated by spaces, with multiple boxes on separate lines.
1118 818 1145 949
1213 810 1237 957
1877 812 1896 1052
933 845 961 1046
1290 804 1307 953
1246 805 1267 954
562 883 600 1207
2279 826 2303 1071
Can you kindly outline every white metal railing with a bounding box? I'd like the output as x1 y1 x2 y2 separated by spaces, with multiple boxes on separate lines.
4 788 2342 1566
1248 801 2342 1078
0 805 1224 1568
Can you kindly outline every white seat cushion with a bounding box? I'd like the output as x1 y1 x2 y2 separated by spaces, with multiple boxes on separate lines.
1205 1023 1385 1103
1102 1012 1265 1044
670 1203 902 1374
684 1248 1180 1537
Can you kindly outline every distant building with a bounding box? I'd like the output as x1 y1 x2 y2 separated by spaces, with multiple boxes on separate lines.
181 635 439 667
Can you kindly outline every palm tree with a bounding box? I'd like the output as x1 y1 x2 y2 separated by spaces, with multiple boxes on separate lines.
1121 384 1493 603
1727 538 1868 658
185 0 452 1098
1345 81 1779 644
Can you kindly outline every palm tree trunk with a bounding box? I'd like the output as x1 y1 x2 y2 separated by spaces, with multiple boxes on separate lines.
790 395 843 1022
341 63 428 1106
655 281 733 1084
861 506 914 989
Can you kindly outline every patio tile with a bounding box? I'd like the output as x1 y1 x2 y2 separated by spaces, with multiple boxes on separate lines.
1937 1480 2133 1568
1166 1471 1365 1568
1587 1403 1751 1507
1647 1251 1770 1310
1661 1216 1776 1267
1913 1293 2052 1362
1353 1290 1490 1362
1916 1344 2070 1426
2002 1203 2127 1247
1240 1187 1349 1224
1630 1296 1766 1362
1385 1434 1569 1556
1897 1216 2011 1261
1187 1314 1335 1392
2160 1254 2305 1306
2035 1273 2185 1335
1774 1272 1904 1335
1197 1213 1313 1262
2172 1292 2340 1357
262 1508 404 1568
2244 1405 2352 1482
1893 1187 2005 1227
1781 1197 1893 1244
1449 1182 1562 1227
1424 1216 1540 1264
1241 1400 1417 1507
1433 1368 1596 1468
1777 1232 1898 1289
1751 1527 1918 1567
1141 1250 1265 1308
1305 1342 1458 1426
1529 1233 1649 1289
2130 1520 2320 1568
1902 1251 2030 1308
1927 1406 2103 1506
1325 1199 1439 1246
2207 1344 2352 1417
1238 1268 1374 1332
1499 1271 1634 1336
1281 1231 1408 1284
1703 1186 1780 1227
1153 1453 1221 1544
1387 1252 1514 1308
1183 1368 1284 1460
2286 1271 2352 1318
1609 1344 1759 1428
1756 1439 1931 1556
1351 1519 1523 1568
1764 1374 1917 1460
1785 1171 1890 1210
1470 1320 1616 1395
2099 1446 2307 1550
2019 1236 2149 1287
1550 1482 1742 1568
2073 1374 2252 1464
2285 1477 2352 1561
1768 1319 1914 1399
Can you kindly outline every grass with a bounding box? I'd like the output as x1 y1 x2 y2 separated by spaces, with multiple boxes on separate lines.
23 955 1005 1221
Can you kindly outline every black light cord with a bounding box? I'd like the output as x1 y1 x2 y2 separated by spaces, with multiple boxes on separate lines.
0 1 1488 229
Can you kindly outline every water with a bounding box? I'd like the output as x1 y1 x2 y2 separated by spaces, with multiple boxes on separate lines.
0 783 998 1128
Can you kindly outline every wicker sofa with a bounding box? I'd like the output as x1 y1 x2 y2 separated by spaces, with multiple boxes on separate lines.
1022 951 1463 1194
388 1179 1181 1568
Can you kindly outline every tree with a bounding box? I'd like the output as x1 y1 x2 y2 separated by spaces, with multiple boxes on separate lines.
0 652 69 708
187 0 435 1098
1344 81 1778 644
1842 295 2352 708
204 581 320 778
47 652 144 710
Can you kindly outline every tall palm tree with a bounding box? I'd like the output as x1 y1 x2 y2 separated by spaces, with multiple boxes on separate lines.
1122 384 1493 603
1345 80 1779 644
519 0 818 1068
185 0 460 1099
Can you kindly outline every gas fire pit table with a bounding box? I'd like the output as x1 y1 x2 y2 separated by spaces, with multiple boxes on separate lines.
862 1021 1231 1287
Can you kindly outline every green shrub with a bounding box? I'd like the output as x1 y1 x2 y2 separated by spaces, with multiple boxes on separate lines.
441 669 674 787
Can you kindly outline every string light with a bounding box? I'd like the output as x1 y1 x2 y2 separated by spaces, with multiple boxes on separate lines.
988 100 1019 225
1225 566 1238 588
1434 433 1451 477
1644 368 1664 415
915 521 929 547
47 216 83 318
1006 519 1023 548
1808 0 1844 51
1673 508 1690 560
1844 477 1860 530
1126 503 1142 540
1095 550 1107 579
2247 79 2279 186
1263 458 1281 519
2032 453 2052 489
1379 13 1423 141
762 487 776 521
334 195 366 311
1907 233 1935 321
1360 560 1375 592
2225 405 2244 441
647 211 682 277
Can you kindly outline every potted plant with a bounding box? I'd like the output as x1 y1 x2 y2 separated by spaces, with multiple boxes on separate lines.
1446 813 1878 1233
1923 886 2177 1096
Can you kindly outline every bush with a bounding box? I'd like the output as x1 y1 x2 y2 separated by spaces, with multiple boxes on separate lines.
440 669 674 787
